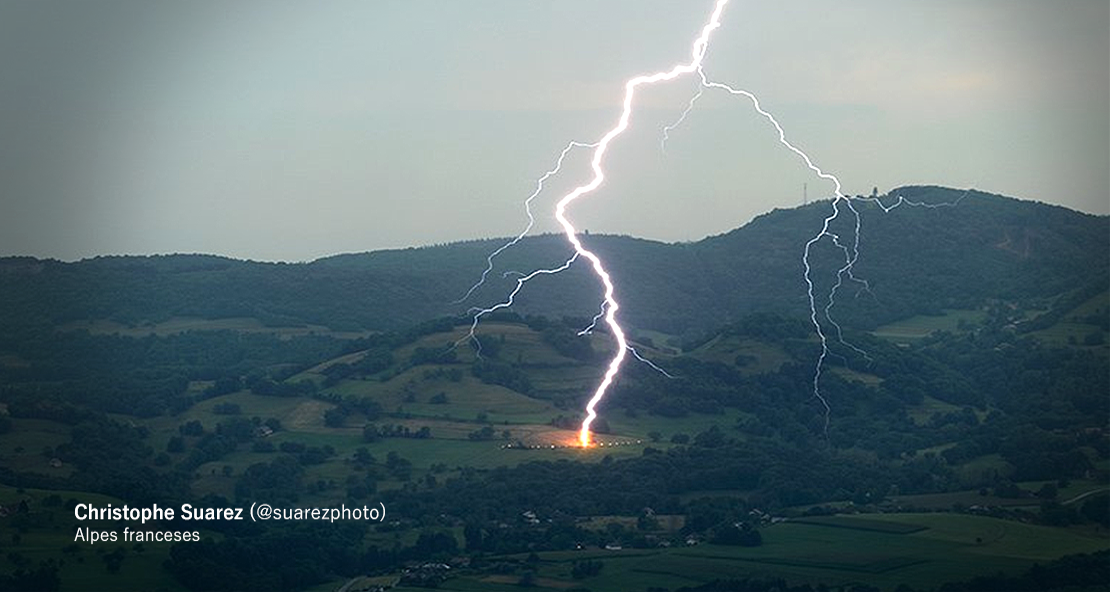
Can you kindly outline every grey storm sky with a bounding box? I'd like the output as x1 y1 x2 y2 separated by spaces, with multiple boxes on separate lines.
1 1 1107 262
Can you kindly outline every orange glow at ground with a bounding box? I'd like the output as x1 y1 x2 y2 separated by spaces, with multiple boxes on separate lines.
497 430 640 450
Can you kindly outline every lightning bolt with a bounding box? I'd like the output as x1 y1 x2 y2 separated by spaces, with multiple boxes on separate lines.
660 62 976 433
576 302 607 337
547 0 732 447
455 141 596 306
464 0 970 446
462 0 730 447
457 252 579 357
628 345 677 379
683 68 849 428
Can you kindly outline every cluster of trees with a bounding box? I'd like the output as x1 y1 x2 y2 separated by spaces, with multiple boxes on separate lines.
166 523 369 591
53 418 186 504
363 423 432 441
321 348 394 386
467 425 509 441
471 359 533 394
0 328 342 416
316 393 383 427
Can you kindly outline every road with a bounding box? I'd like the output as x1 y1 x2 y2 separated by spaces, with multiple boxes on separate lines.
1062 487 1109 506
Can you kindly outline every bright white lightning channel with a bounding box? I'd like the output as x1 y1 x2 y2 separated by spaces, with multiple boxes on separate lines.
462 0 731 447
462 0 967 445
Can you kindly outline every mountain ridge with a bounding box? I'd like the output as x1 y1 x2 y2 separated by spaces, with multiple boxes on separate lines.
1 185 1105 335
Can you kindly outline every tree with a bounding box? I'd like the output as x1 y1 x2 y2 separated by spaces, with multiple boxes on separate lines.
1081 493 1110 527
324 406 349 427
166 436 185 453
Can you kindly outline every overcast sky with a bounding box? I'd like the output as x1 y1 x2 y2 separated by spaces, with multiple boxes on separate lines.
1 0 1107 262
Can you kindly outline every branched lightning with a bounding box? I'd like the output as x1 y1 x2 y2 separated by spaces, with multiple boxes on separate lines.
628 346 677 378
456 252 579 357
455 141 597 306
577 302 607 337
463 0 731 447
462 0 970 446
858 190 972 213
659 66 851 428
664 61 975 433
661 87 704 153
550 0 732 446
577 307 675 377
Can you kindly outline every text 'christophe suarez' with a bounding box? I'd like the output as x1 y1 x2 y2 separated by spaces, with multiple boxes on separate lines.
72 502 386 543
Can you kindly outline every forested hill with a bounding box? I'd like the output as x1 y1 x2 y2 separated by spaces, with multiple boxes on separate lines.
1 186 1105 334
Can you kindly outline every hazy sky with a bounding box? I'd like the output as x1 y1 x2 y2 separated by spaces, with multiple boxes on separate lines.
2 0 1107 262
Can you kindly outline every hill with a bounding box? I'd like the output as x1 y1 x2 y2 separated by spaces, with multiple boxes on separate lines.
0 185 1107 591
1 186 1105 336
0 310 1106 590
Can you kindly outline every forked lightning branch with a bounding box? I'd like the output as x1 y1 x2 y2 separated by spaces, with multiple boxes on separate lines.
459 0 967 446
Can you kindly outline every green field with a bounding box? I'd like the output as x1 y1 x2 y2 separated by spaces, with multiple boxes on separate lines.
689 334 794 374
904 395 967 426
791 514 928 534
148 319 747 502
408 513 1109 592
5 314 1107 591
871 309 985 344
1028 291 1110 347
329 368 559 424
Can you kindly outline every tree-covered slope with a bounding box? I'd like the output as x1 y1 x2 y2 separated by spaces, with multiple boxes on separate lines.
1 186 1105 334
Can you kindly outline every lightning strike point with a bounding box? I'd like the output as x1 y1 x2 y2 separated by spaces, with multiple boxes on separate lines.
578 430 591 448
